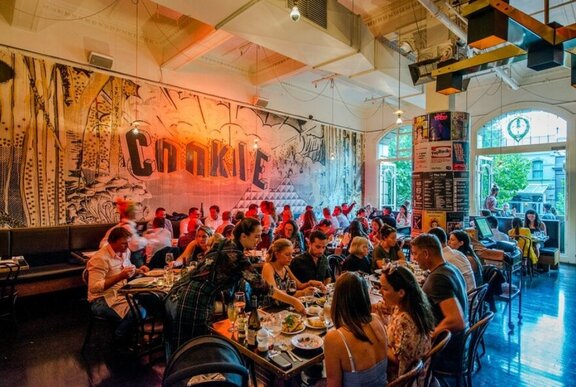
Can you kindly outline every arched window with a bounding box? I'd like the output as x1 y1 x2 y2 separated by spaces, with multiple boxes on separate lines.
377 125 412 209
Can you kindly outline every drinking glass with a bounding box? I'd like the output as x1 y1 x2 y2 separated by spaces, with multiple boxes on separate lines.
234 292 246 315
287 280 297 296
227 302 238 332
163 265 174 286
165 252 174 265
322 301 332 327
263 315 282 355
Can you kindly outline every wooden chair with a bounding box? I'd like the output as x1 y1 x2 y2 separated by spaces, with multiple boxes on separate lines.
0 261 20 327
423 329 452 387
388 359 424 387
434 311 495 387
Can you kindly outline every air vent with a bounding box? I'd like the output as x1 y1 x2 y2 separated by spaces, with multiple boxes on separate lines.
88 52 113 70
288 0 327 29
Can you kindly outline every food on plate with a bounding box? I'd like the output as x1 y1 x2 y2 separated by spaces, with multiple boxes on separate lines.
315 296 327 306
292 333 323 349
282 314 304 333
306 305 322 315
306 317 326 328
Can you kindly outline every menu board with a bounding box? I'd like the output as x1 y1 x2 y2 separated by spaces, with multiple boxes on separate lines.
411 111 470 237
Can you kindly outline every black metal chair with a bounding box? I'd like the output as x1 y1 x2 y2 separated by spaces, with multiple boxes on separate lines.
389 359 424 387
423 329 452 387
434 311 495 387
163 335 249 387
467 284 489 370
327 254 344 281
125 290 166 359
511 235 535 279
0 261 20 326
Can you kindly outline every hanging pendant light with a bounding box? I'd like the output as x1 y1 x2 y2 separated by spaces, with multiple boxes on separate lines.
395 32 403 126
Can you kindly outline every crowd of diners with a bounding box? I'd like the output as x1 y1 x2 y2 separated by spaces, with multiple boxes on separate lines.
86 197 507 385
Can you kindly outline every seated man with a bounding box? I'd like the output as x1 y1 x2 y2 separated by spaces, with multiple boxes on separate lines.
380 206 397 229
88 227 147 340
428 227 476 292
289 230 331 286
486 215 510 242
147 207 173 236
143 217 175 269
411 233 468 373
179 207 203 237
204 205 223 230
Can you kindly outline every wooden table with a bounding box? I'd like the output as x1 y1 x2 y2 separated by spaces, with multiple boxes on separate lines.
212 315 325 384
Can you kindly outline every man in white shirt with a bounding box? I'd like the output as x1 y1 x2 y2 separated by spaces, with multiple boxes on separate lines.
142 217 173 269
486 216 510 242
428 227 476 292
204 205 223 231
179 207 202 236
88 227 147 338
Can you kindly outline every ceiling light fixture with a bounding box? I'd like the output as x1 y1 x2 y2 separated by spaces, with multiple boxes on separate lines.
131 0 141 134
290 1 300 22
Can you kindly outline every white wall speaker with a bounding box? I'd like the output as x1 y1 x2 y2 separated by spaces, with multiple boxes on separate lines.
88 52 113 70
252 96 269 108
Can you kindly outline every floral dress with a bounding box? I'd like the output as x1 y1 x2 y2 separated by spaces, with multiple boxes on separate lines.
386 310 432 381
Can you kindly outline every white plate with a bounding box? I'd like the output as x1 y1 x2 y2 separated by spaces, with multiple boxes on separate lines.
304 317 333 330
282 326 305 335
128 277 156 286
144 269 165 277
291 333 323 350
306 306 323 316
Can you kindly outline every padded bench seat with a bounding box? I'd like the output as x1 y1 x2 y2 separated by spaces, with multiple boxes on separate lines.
18 263 85 281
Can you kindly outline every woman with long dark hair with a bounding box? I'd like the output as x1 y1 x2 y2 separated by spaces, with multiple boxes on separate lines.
448 230 484 287
300 208 317 238
324 272 388 387
524 209 547 234
379 263 434 381
274 219 305 253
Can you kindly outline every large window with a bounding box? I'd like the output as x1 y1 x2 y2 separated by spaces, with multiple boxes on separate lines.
476 110 566 216
378 125 412 209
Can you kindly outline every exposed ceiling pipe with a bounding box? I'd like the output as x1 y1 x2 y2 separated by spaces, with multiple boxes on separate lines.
416 0 519 90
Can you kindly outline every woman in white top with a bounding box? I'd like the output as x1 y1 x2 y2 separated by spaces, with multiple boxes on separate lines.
395 205 411 228
324 272 388 387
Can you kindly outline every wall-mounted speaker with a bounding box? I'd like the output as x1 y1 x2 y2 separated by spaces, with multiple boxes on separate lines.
88 52 113 70
252 96 269 108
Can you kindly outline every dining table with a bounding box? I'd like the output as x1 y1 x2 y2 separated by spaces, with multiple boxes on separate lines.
211 305 328 385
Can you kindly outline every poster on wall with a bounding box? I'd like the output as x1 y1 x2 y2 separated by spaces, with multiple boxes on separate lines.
413 115 429 144
451 112 469 141
453 172 470 212
423 210 446 232
446 212 467 233
412 173 423 209
452 141 469 171
413 143 430 173
0 48 364 227
412 209 423 235
430 142 453 171
429 112 451 141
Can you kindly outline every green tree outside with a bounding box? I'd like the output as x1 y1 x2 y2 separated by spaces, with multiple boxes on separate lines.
492 153 531 204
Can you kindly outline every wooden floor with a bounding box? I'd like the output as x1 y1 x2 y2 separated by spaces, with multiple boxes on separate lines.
1 265 576 387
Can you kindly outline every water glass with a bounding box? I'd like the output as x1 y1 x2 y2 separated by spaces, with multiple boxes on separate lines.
227 302 238 332
163 265 174 286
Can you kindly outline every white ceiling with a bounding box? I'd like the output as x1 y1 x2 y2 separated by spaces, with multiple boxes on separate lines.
2 0 575 112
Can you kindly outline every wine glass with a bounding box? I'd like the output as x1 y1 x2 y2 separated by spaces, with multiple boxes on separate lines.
165 252 174 266
287 280 297 296
263 315 283 355
227 302 238 332
234 292 246 315
322 300 332 328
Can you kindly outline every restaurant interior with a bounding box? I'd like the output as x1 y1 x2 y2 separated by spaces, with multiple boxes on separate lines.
0 0 575 386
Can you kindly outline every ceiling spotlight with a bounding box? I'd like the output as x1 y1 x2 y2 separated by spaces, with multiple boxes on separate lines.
330 152 335 161
132 126 139 134
290 5 300 22
253 139 259 149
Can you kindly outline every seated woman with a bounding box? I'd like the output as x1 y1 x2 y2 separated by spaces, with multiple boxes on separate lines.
341 220 372 251
372 225 405 271
448 230 484 287
261 238 322 299
395 205 411 228
368 218 383 246
508 217 538 265
378 263 434 381
300 208 317 239
342 237 371 274
274 219 305 254
173 226 213 267
524 209 547 256
166 218 307 353
324 272 388 387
